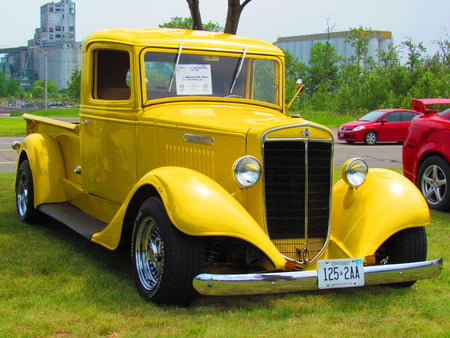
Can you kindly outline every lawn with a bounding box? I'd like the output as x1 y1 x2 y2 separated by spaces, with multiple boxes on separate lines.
0 108 79 136
0 173 448 336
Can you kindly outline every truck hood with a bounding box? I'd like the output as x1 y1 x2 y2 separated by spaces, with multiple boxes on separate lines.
142 102 328 137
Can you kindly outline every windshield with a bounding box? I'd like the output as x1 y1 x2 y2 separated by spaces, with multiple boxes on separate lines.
358 110 385 122
143 51 279 105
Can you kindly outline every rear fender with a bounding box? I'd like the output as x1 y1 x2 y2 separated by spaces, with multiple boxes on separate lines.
17 133 66 206
329 169 429 261
91 166 287 269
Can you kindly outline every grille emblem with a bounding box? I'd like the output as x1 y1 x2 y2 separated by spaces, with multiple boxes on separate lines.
301 128 311 137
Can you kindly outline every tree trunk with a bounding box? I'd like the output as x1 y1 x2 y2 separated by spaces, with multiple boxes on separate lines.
186 0 203 30
224 0 252 34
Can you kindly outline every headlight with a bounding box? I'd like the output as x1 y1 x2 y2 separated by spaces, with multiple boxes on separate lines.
233 156 261 187
341 158 368 188
353 125 365 131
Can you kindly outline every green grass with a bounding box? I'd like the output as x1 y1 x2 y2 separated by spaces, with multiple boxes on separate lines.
0 108 79 136
0 173 448 336
298 110 356 128
0 118 26 136
9 108 79 117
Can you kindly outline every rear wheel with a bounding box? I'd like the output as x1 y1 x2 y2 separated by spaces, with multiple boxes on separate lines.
131 197 205 306
377 227 427 287
417 156 450 211
15 159 41 222
364 131 378 145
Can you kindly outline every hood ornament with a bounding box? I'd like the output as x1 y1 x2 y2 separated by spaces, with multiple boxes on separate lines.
301 128 311 137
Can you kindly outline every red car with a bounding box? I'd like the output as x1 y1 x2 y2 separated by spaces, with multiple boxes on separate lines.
337 109 421 145
403 105 450 211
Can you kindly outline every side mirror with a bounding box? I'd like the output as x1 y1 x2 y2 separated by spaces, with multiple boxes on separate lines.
287 79 305 112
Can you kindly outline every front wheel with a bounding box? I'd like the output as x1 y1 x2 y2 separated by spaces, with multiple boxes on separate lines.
131 197 205 306
364 131 378 145
377 227 427 287
417 156 450 211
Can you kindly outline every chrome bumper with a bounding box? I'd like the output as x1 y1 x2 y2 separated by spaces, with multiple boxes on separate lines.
193 258 443 296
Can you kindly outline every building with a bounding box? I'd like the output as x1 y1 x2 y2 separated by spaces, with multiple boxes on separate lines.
274 30 392 67
31 0 76 46
0 0 81 90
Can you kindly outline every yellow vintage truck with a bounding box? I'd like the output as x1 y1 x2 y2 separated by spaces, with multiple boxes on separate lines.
13 28 442 305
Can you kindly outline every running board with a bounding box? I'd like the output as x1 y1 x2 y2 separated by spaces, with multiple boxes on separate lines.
38 203 107 239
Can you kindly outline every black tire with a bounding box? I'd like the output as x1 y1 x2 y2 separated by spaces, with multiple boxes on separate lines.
15 159 41 223
417 156 450 211
131 197 205 306
377 227 427 287
364 131 377 145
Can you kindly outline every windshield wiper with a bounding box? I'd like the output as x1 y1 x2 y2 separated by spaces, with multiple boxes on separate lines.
168 41 184 92
229 47 247 95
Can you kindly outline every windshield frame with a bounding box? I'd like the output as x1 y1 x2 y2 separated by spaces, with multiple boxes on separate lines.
140 47 283 109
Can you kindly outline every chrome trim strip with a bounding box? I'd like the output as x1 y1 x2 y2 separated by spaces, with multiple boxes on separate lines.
184 134 215 145
193 258 443 296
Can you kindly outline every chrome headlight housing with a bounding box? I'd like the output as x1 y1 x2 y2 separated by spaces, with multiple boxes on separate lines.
233 156 261 187
341 158 368 188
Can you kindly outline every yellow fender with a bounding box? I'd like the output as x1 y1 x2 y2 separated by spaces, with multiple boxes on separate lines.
18 133 66 207
329 168 429 260
91 166 288 269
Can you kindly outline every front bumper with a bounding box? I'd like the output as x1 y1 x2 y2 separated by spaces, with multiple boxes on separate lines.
193 258 443 296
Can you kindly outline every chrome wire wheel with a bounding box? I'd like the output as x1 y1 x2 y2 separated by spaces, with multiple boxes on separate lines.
16 170 30 218
15 160 40 222
134 216 164 292
421 164 447 207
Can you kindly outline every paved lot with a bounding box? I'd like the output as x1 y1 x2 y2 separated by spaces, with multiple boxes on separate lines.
1 135 402 174
0 136 21 173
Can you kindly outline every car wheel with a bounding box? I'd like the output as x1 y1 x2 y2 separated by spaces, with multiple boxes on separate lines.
364 131 377 145
15 159 41 222
376 227 427 287
131 197 205 306
417 156 450 211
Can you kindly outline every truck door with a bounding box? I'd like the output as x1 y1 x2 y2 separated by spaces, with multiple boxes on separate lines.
79 46 137 204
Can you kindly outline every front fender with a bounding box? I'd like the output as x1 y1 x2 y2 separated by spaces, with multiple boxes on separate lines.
329 168 429 260
91 167 287 269
17 133 66 206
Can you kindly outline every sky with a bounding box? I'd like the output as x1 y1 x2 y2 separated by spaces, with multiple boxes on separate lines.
1 0 449 58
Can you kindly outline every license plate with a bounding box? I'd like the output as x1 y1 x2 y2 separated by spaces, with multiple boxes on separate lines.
338 133 345 137
317 258 364 289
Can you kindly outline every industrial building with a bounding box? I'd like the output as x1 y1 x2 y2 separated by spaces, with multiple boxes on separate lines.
0 0 81 90
274 30 392 66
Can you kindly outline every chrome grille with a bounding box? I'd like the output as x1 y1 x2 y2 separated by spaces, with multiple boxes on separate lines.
263 140 332 261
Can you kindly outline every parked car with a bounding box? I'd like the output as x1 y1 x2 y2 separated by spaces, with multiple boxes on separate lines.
403 105 450 211
337 109 421 145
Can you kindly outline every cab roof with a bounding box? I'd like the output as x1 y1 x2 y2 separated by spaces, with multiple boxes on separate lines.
83 28 284 56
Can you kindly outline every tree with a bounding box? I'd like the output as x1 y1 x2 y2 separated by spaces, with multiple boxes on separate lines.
402 38 427 72
7 77 21 97
307 42 340 92
345 26 373 68
183 0 253 34
66 66 81 102
0 72 7 97
159 16 223 32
